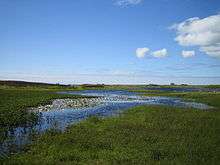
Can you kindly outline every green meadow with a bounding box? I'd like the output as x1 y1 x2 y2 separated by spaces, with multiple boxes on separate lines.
1 0 220 164
0 83 219 164
0 85 91 142
137 90 220 108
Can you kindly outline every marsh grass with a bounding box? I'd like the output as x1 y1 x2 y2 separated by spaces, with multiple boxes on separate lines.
3 104 220 164
142 91 220 108
1 85 220 164
0 88 88 138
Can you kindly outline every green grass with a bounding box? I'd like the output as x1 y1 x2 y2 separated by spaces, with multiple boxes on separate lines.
142 91 220 108
165 92 220 108
202 85 220 88
128 86 220 108
2 92 220 164
0 88 89 138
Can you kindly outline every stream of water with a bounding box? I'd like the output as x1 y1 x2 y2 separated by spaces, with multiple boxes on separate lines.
0 90 212 157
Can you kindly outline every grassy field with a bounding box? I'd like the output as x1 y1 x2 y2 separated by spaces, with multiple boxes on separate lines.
0 87 92 142
140 91 220 108
1 89 220 164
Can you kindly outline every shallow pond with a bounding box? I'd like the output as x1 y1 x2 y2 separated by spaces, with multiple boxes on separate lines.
0 90 212 157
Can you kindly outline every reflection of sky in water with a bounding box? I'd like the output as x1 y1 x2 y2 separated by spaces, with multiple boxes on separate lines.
0 90 212 156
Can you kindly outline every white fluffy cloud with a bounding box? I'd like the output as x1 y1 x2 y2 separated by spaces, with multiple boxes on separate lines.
199 44 220 58
115 0 142 6
171 14 220 58
152 48 168 58
182 50 195 58
136 47 149 58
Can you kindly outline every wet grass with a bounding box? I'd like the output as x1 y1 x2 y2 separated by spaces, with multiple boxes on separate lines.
142 91 220 109
2 92 220 164
165 92 220 108
0 88 89 140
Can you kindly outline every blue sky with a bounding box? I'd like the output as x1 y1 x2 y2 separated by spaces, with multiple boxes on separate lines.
1 0 220 84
